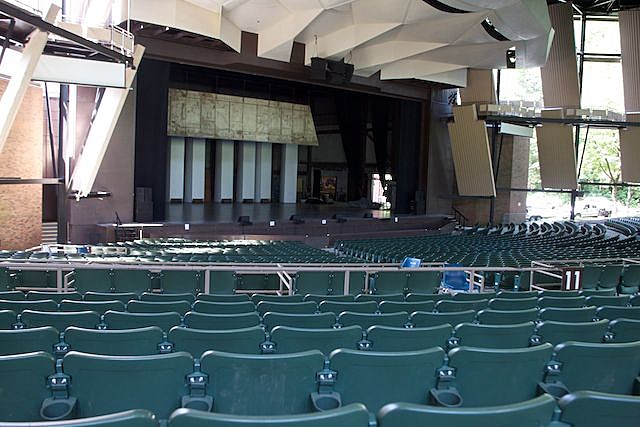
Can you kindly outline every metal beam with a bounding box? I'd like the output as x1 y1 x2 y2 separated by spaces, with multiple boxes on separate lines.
0 177 62 184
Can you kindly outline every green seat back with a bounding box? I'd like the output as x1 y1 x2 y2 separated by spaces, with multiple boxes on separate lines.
553 341 640 394
318 301 377 314
183 312 260 330
377 394 556 427
160 271 204 294
538 296 585 309
256 301 317 316
263 312 336 331
26 291 82 303
496 290 539 299
64 351 194 419
476 308 539 325
580 288 616 297
599 265 622 289
370 272 410 295
488 298 538 311
84 292 137 304
406 271 442 294
127 300 191 315
200 350 325 415
104 311 181 331
251 295 304 304
538 290 580 298
18 270 55 288
538 307 596 322
436 300 488 313
447 344 553 406
196 294 250 303
453 293 496 302
169 326 265 357
65 326 164 356
209 271 237 295
193 301 255 315
0 300 58 313
21 310 100 331
0 409 159 426
140 293 196 303
304 294 354 303
294 272 345 296
630 294 640 306
74 269 113 293
168 403 370 427
378 301 434 314
271 326 361 355
113 270 152 294
0 327 59 356
585 295 630 307
453 322 535 349
558 391 640 427
0 310 16 329
354 294 404 303
338 312 408 329
0 351 55 421
597 306 640 321
330 348 445 413
536 320 609 345
410 310 475 328
367 325 452 352
608 319 640 343
60 300 126 314
581 265 604 289
0 291 25 301
405 293 452 303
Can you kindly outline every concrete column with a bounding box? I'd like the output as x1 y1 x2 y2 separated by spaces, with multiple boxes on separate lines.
280 143 298 203
255 142 272 202
236 141 256 202
620 9 640 112
185 138 205 203
214 140 234 202
168 137 185 202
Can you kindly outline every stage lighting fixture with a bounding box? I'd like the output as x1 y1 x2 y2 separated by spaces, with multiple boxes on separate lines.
321 219 327 225
394 217 399 223
269 220 276 227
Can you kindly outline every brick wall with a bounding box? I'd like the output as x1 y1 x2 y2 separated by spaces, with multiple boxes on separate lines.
0 79 43 249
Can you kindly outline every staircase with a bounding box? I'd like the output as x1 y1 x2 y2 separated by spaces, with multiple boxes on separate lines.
41 222 58 245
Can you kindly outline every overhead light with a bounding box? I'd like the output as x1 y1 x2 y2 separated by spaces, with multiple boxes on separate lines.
269 220 276 227
321 219 327 225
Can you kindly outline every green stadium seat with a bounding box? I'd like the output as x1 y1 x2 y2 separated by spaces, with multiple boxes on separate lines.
535 320 609 346
167 403 369 427
193 301 255 315
442 344 553 407
127 300 191 315
406 271 443 294
294 272 345 296
64 326 164 356
303 294 354 303
209 271 237 295
200 350 324 415
338 312 408 329
453 322 535 349
0 327 59 356
0 291 25 300
548 341 640 395
0 409 159 427
255 301 317 316
630 294 640 306
538 290 580 298
436 299 488 313
538 296 585 309
270 325 361 354
476 308 539 325
366 325 452 351
330 348 445 414
62 351 194 420
103 311 181 331
496 290 539 299
354 293 404 303
580 288 617 297
488 297 538 311
452 292 495 302
112 269 153 294
599 265 623 290
405 293 451 303
0 310 16 329
558 391 640 427
597 305 640 320
318 301 378 314
159 270 204 295
251 295 304 304
377 394 556 427
83 292 138 304
378 301 434 314
73 269 114 293
410 310 475 328
368 271 411 295
538 307 597 322
60 300 126 314
196 294 250 303
607 319 640 343
0 300 58 313
0 351 55 421
620 265 640 295
262 312 336 331
183 312 260 330
140 293 196 303
169 326 265 357
585 295 630 307
20 310 101 331
26 292 82 303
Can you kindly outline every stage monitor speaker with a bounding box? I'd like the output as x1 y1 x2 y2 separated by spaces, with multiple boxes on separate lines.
310 57 353 84
310 57 328 80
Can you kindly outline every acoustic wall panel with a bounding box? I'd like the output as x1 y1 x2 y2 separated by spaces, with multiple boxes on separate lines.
535 109 578 189
619 113 640 183
620 9 640 112
447 104 496 197
459 69 496 104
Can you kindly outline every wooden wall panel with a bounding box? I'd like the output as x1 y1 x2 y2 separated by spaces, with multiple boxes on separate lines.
535 109 578 189
620 113 640 183
620 9 640 112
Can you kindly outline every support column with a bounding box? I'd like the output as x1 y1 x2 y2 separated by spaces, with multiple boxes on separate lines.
280 144 298 204
214 140 234 202
168 137 185 202
236 141 256 202
184 138 205 203
255 142 272 202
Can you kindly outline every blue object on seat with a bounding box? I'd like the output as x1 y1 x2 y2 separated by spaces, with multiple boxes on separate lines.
401 258 421 268
441 264 468 291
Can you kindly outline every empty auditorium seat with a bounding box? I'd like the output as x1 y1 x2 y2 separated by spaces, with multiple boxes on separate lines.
0 310 15 329
0 291 25 300
183 312 260 330
256 301 317 316
452 292 495 302
378 301 434 314
73 269 114 293
20 310 101 331
496 290 539 299
60 300 126 314
111 269 153 294
140 292 196 303
476 308 539 325
608 319 640 343
597 305 640 320
452 322 535 349
620 264 640 295
251 294 304 304
193 301 255 315
410 310 476 328
538 296 586 309
0 351 55 421
354 293 404 303
262 312 336 331
630 294 640 306
127 300 191 315
558 391 640 427
200 350 324 415
0 409 160 426
26 291 82 303
488 297 538 311
338 312 408 329
377 394 556 427
585 295 630 307
293 272 346 297
538 290 580 298
538 307 597 322
270 325 361 354
368 271 412 295
535 320 609 345
83 292 138 304
303 294 354 303
103 311 181 331
0 299 58 313
64 326 164 356
581 288 617 297
169 326 265 356
599 265 623 290
0 327 59 356
168 404 369 427
366 325 452 351
404 293 452 302
436 299 488 313
318 301 378 314
196 293 250 303
159 270 204 295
